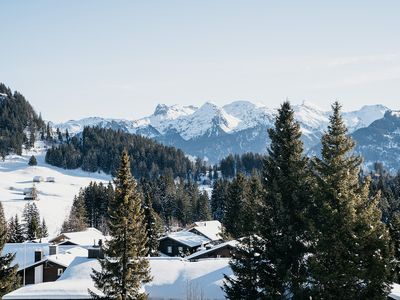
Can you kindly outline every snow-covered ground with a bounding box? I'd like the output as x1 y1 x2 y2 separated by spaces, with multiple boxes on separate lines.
0 143 111 236
3 257 232 300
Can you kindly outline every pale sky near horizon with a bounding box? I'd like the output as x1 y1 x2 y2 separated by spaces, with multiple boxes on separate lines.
1 1 400 122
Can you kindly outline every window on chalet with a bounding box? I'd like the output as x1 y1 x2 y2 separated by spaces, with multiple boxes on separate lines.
167 246 172 254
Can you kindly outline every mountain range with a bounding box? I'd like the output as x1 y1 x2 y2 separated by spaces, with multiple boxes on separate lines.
55 101 400 170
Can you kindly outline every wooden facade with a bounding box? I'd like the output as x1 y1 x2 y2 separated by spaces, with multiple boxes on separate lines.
18 260 66 285
159 237 199 257
188 243 236 261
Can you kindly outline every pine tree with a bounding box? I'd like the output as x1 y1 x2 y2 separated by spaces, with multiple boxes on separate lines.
175 180 192 226
309 102 393 299
223 173 247 239
196 191 211 221
0 202 20 297
261 101 313 298
7 214 24 243
23 202 41 240
211 179 228 221
62 194 88 232
46 122 52 141
91 150 151 299
226 101 314 299
65 129 70 143
28 155 37 166
30 184 38 200
40 218 48 238
143 192 163 257
242 173 263 235
390 212 400 282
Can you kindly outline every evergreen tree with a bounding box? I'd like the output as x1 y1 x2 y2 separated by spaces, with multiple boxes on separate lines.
389 212 400 282
7 214 25 243
0 202 20 297
40 218 48 238
260 101 313 299
196 191 211 221
143 192 163 257
210 179 228 221
28 155 37 166
22 203 41 240
56 127 62 142
241 173 263 235
91 150 151 299
309 102 393 299
175 180 192 226
62 193 88 232
65 129 70 143
30 184 38 200
223 173 247 239
46 122 52 141
226 101 314 299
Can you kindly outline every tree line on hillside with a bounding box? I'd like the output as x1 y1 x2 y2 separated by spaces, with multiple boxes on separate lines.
219 152 264 178
45 127 195 179
0 83 45 158
61 173 211 236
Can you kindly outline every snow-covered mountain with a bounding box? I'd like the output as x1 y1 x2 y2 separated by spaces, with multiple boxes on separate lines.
352 110 400 172
55 101 389 163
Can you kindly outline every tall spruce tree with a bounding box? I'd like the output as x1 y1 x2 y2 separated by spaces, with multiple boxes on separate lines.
143 192 162 257
22 203 41 240
309 102 393 299
225 101 314 299
211 179 228 222
261 101 313 299
91 150 151 299
196 191 211 221
7 214 25 243
224 173 264 299
223 173 248 239
40 218 48 238
62 193 88 232
0 202 20 297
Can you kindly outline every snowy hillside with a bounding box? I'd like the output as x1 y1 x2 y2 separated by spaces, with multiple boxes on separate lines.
0 143 111 236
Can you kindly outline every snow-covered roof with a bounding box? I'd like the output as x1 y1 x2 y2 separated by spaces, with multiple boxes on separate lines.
1 243 85 271
3 257 232 300
23 247 88 270
185 240 238 260
189 220 223 241
160 231 210 248
49 228 107 246
390 283 400 300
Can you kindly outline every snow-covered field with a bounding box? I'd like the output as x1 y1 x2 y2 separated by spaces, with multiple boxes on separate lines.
0 143 111 236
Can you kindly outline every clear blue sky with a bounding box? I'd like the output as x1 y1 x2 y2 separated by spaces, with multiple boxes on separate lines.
1 0 400 122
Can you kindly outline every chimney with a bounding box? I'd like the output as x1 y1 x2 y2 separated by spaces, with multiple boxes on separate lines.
88 247 104 259
49 245 58 256
34 250 43 262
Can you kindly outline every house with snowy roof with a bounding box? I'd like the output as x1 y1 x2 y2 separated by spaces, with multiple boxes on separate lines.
49 227 107 247
158 231 211 257
3 256 233 300
1 243 88 285
187 220 223 241
185 240 238 261
18 246 88 285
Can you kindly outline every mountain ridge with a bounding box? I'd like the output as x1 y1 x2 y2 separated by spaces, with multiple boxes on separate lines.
54 101 390 163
